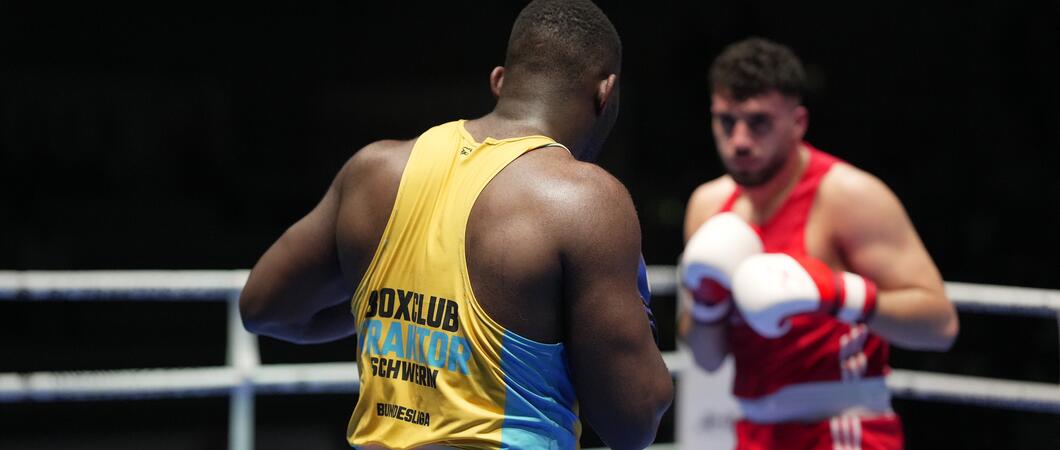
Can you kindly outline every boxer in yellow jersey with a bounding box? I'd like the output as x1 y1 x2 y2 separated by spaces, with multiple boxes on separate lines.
239 1 673 449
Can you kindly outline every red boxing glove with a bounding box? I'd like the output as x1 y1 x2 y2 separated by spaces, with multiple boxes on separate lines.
732 253 879 338
793 255 879 324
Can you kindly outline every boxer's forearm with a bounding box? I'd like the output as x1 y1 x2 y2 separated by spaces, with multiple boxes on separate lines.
256 301 356 344
682 314 729 372
240 265 353 343
240 223 354 343
867 287 958 351
239 160 355 343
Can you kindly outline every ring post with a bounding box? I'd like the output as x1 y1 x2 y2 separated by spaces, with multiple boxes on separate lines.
227 290 260 450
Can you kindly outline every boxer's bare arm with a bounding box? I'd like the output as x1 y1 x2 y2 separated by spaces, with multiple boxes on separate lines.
680 177 733 371
823 165 959 351
239 164 353 344
240 140 405 344
561 163 673 450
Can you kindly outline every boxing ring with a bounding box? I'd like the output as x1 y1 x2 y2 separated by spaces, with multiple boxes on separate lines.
2 268 1058 449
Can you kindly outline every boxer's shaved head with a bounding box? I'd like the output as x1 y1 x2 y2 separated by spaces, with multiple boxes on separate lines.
505 0 622 91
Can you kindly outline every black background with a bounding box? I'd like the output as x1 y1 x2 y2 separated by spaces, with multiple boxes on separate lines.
2 1 1058 449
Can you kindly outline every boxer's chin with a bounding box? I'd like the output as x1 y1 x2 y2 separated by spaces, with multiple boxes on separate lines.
730 170 769 187
728 152 787 187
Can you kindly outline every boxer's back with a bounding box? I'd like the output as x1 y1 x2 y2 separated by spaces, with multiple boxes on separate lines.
341 121 593 447
339 120 669 447
335 126 597 344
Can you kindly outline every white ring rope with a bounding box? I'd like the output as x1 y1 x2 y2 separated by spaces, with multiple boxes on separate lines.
887 369 1060 414
943 281 1060 317
0 270 250 300
2 269 1058 313
1 268 1058 414
0 363 362 402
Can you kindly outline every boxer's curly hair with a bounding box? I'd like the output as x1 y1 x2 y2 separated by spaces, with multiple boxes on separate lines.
710 37 806 102
505 0 622 89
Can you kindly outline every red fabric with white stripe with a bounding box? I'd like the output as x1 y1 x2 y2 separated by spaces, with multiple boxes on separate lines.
719 145 891 399
735 415 903 450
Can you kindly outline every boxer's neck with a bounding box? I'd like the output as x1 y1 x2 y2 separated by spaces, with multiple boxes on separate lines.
742 143 809 221
469 97 594 155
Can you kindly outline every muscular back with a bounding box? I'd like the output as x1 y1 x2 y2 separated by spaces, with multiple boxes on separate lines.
335 136 624 344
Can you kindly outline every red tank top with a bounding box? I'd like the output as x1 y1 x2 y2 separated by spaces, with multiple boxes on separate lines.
719 144 890 399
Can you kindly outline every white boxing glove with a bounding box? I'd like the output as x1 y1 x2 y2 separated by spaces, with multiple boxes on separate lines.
679 212 763 324
731 253 879 338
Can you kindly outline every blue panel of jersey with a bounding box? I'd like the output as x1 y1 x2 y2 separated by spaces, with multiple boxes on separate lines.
499 331 578 449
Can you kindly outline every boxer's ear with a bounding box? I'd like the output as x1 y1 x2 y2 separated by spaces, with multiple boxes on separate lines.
595 74 617 113
489 66 505 98
792 105 808 140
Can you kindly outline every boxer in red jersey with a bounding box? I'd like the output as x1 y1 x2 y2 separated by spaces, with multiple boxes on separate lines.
678 38 960 450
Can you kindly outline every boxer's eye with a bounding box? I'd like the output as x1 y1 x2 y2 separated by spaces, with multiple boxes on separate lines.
747 114 773 135
716 114 736 135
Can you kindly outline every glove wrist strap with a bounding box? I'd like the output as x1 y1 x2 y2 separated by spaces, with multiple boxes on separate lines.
835 272 878 324
690 301 732 325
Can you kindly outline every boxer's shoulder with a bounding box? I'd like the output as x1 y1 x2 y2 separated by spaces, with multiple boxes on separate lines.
819 163 900 210
685 175 736 239
557 160 640 232
338 139 416 187
817 162 910 239
351 138 415 162
513 149 632 214
503 150 639 246
690 174 736 202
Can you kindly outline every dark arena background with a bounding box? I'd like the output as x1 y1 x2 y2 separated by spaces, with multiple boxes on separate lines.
2 1 1058 449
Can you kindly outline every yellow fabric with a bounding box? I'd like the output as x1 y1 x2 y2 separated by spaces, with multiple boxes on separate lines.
346 120 576 449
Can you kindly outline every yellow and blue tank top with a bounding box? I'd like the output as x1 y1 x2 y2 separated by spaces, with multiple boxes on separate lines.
347 120 580 449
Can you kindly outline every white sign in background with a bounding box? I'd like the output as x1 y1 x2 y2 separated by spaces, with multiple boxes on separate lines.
676 347 740 450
